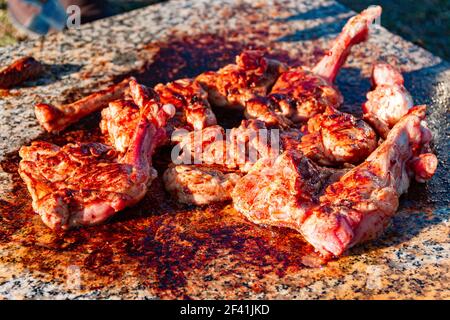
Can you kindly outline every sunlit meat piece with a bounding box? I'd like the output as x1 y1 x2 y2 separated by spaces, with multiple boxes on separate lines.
0 56 44 89
163 164 242 205
300 106 437 256
232 149 347 231
196 50 288 109
268 68 343 123
173 119 280 173
244 95 294 128
363 63 413 138
36 77 132 133
101 79 216 152
232 106 436 257
19 80 174 230
155 78 217 131
101 79 176 153
253 6 382 125
100 99 141 153
299 107 377 166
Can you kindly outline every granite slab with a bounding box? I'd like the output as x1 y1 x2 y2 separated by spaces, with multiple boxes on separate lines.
0 0 449 299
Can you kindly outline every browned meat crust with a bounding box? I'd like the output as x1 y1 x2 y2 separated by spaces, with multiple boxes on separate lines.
0 57 44 89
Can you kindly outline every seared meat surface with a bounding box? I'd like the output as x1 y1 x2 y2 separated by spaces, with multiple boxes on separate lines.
19 6 438 259
363 63 413 138
163 164 242 205
155 78 217 131
232 149 347 231
19 141 153 230
196 50 288 110
0 56 44 89
101 79 176 152
173 119 280 172
299 107 377 166
301 106 437 256
19 80 175 230
100 99 141 153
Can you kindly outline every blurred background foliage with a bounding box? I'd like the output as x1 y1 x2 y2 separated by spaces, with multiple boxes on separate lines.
0 0 449 60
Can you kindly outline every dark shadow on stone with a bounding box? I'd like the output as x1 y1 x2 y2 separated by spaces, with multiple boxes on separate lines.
276 2 349 23
335 66 370 116
20 63 84 88
277 18 347 42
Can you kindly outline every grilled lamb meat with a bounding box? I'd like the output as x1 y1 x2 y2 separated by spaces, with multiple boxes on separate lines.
299 107 377 166
301 106 437 256
173 119 281 172
267 68 343 123
100 79 216 152
19 81 174 230
196 50 288 110
36 77 132 133
101 79 176 153
245 6 382 125
163 164 242 205
33 7 380 133
363 63 413 138
0 56 44 89
232 106 436 257
155 78 217 131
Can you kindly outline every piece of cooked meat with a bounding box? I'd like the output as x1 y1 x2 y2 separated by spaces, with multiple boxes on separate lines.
244 95 294 128
267 67 344 123
232 106 436 258
0 57 44 89
101 79 176 153
100 99 141 153
155 78 217 131
196 50 288 109
299 107 377 165
36 77 132 133
363 62 413 138
301 106 437 256
19 80 174 230
100 79 216 152
244 6 382 126
163 164 242 205
231 149 347 231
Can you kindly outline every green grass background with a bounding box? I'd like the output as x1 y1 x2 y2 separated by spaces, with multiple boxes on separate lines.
1 0 449 60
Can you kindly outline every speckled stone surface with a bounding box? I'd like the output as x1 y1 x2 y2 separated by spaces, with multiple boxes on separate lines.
0 0 449 300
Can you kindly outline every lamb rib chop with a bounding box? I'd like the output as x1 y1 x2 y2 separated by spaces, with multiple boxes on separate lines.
298 106 377 166
100 78 213 154
196 50 288 110
36 76 216 135
263 6 382 124
19 80 175 230
363 62 413 138
197 6 382 126
36 77 132 133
